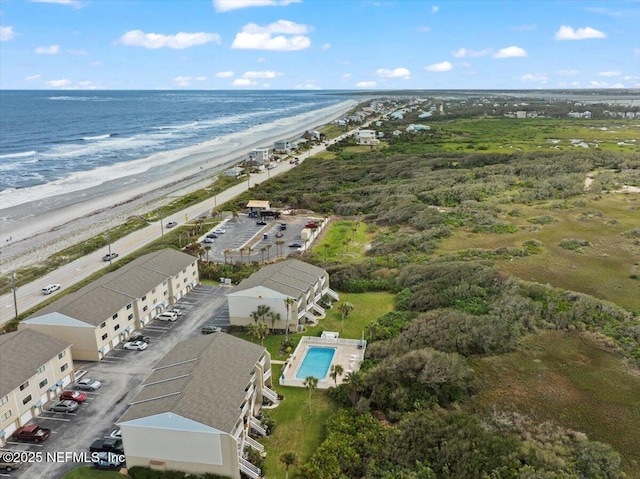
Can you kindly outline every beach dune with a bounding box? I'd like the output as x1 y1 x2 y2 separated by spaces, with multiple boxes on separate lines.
0 100 357 272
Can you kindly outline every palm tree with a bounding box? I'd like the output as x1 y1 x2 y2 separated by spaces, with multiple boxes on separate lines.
231 209 239 222
343 371 365 408
204 245 212 262
239 247 244 264
268 311 281 332
303 376 318 412
247 321 269 346
223 248 230 264
266 243 273 260
260 246 266 263
338 302 354 331
247 246 254 263
280 452 297 479
283 297 296 342
329 364 344 386
251 305 271 323
275 240 285 257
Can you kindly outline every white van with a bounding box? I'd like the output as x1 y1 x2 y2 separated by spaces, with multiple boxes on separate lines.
42 284 61 295
156 311 178 322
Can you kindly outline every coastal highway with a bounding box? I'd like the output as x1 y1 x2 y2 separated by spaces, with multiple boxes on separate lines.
0 134 353 327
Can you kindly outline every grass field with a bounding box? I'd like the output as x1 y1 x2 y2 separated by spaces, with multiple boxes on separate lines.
311 220 372 263
62 467 128 479
469 330 640 477
439 194 640 310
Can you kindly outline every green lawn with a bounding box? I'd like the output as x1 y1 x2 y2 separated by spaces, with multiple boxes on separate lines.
62 467 128 479
311 220 373 264
469 331 640 478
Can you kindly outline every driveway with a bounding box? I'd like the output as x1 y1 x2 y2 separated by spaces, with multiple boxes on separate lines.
1 284 230 479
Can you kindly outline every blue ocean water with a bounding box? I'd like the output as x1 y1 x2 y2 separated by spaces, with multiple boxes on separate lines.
0 90 349 193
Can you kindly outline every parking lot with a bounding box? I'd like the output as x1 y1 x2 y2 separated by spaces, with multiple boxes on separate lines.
198 213 324 263
1 284 231 478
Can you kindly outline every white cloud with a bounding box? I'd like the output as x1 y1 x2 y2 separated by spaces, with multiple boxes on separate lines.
0 25 15 41
216 71 234 78
243 70 280 79
119 30 221 49
512 24 536 31
609 83 625 88
570 81 581 87
231 20 311 51
558 69 579 76
29 0 83 8
377 67 411 79
196 76 207 81
493 46 528 58
416 26 431 32
431 5 439 13
232 78 257 86
356 81 377 88
174 76 192 86
635 49 640 55
452 47 491 58
46 79 71 88
35 45 60 54
321 43 331 50
589 80 608 87
597 71 621 77
425 61 453 72
341 73 352 79
555 25 606 40
25 74 41 82
213 0 300 12
295 83 321 90
521 73 549 83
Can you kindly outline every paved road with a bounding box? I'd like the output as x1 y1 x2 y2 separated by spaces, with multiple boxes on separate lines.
0 136 349 327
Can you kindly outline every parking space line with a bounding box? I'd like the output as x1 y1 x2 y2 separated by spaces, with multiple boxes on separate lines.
5 441 44 447
36 416 71 422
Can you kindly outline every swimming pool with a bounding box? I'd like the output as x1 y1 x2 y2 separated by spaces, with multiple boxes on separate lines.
295 346 336 380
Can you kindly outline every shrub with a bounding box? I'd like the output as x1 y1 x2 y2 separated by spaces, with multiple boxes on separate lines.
559 238 590 250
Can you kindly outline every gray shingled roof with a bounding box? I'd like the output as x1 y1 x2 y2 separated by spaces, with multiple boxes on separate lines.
29 249 197 326
231 259 325 298
0 329 72 397
118 334 265 433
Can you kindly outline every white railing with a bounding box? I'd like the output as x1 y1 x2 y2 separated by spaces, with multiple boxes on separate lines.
239 457 261 479
263 368 272 382
311 303 325 316
245 435 265 453
262 387 279 404
249 417 267 436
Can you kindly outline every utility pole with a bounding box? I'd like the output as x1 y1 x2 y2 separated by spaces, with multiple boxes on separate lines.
160 218 164 237
11 272 18 320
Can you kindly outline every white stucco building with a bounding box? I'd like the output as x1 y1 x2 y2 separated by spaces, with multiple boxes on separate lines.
117 334 278 479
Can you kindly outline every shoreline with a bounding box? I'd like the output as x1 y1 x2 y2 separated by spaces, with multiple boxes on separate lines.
0 99 357 272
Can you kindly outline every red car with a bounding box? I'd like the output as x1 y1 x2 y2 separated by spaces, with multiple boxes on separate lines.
305 222 318 229
11 425 51 443
60 390 87 403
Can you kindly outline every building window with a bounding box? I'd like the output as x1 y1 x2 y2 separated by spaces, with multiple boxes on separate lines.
128 314 134 321
152 299 157 305
193 271 196 276
164 290 168 296
0 410 11 422
0 396 8 406
61 363 68 372
141 295 147 301
127 303 132 310
183 268 187 273
152 288 156 294
36 365 45 374
22 395 32 406
19 381 29 391
39 379 48 389
112 313 118 319
114 324 120 331
100 322 106 329
184 278 187 283
143 306 148 312
101 333 108 340
58 350 66 360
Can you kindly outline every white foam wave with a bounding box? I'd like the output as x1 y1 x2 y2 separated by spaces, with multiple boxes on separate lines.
0 150 37 159
48 96 116 102
82 134 112 141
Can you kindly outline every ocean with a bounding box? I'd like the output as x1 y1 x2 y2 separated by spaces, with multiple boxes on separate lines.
0 90 353 209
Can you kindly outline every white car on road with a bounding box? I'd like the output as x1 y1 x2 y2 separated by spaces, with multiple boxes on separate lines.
123 340 148 351
42 284 61 295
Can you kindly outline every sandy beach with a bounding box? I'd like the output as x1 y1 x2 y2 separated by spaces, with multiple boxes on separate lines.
0 99 357 273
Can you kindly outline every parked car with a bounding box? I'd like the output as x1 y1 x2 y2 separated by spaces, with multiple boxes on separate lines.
109 428 122 439
213 228 226 234
0 458 20 472
166 221 177 228
90 437 124 455
49 400 79 413
129 333 150 343
93 452 124 470
156 311 178 322
289 242 303 248
11 425 51 443
203 237 215 244
256 220 267 226
102 252 118 262
42 284 61 295
206 233 218 239
279 223 287 230
167 307 183 316
76 378 101 391
60 390 87 403
305 222 318 229
201 324 222 335
123 340 148 351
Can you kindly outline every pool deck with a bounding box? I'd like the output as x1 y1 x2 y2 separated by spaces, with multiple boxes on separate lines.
279 336 366 389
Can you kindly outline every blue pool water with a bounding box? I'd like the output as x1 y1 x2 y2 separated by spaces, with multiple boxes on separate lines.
295 347 336 380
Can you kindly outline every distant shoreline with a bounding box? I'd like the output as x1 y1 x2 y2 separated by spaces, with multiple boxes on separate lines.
0 99 357 272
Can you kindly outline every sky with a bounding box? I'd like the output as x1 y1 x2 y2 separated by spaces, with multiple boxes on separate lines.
0 0 639 90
